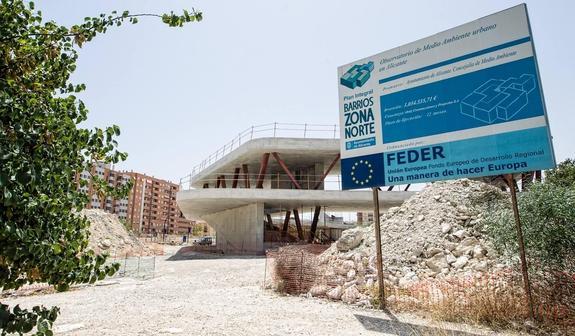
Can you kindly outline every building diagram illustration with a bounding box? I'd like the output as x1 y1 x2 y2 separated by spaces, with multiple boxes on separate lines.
460 74 536 124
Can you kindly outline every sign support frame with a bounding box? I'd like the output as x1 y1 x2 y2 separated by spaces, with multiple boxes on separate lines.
504 174 535 320
372 187 386 309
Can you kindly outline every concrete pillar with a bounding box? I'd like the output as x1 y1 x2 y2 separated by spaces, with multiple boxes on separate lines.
203 202 264 254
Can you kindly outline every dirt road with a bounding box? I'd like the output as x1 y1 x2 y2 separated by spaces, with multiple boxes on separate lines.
2 248 512 335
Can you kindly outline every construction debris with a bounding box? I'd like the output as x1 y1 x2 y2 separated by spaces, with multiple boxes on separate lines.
313 179 509 305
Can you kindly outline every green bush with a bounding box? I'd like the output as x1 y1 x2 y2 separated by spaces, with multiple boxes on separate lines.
484 182 575 271
545 158 575 188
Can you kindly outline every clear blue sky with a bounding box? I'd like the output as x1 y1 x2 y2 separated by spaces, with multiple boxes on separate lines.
37 0 575 183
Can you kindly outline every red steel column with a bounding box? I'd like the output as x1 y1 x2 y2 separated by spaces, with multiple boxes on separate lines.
242 164 250 188
313 154 340 190
282 210 291 233
266 213 274 230
308 206 322 243
292 208 304 240
271 152 302 190
256 153 270 188
232 167 240 188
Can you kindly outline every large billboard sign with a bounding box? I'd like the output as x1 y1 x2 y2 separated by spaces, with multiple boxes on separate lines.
338 4 555 190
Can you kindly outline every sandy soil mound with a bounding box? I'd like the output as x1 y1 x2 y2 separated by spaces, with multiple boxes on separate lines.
82 209 153 257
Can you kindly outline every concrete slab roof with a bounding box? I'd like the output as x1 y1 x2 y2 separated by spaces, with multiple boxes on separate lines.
177 188 415 219
190 137 340 188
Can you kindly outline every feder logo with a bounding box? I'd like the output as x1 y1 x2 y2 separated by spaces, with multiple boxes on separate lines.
340 61 374 89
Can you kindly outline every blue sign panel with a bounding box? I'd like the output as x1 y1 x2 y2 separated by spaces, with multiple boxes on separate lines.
338 4 555 189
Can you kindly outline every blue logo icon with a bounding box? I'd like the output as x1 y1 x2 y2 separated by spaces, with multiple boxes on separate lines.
340 61 374 89
460 74 536 124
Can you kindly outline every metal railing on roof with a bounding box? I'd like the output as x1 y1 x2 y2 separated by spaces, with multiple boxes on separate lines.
179 122 340 188
181 173 343 191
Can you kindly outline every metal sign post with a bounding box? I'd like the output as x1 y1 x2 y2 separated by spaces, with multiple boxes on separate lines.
505 174 535 320
372 187 386 309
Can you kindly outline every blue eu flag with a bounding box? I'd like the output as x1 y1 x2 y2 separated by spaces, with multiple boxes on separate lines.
341 153 385 190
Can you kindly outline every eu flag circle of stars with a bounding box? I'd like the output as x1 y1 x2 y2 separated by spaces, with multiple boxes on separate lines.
351 159 374 186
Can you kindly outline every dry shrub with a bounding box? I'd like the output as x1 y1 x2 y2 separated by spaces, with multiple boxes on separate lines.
531 268 575 329
381 267 574 333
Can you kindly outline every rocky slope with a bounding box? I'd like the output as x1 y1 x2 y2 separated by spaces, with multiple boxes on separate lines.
82 209 152 257
310 179 509 305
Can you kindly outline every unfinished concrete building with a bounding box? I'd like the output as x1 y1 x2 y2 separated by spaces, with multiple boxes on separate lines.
177 123 415 254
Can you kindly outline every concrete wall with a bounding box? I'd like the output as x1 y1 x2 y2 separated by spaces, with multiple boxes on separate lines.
203 202 264 254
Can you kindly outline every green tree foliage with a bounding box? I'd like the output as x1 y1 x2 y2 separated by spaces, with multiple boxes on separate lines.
0 1 201 334
484 181 575 272
545 158 575 188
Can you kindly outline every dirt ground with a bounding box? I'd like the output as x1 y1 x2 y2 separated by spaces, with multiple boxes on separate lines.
2 247 519 336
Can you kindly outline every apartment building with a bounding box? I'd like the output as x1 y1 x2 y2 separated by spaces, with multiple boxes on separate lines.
356 211 374 225
79 162 196 235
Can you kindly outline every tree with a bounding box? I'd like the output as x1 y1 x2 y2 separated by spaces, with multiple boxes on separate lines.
545 158 575 187
0 1 202 334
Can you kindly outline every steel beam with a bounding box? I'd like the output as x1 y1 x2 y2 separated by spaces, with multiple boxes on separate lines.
266 213 274 230
313 154 340 190
387 186 394 191
271 152 302 189
242 164 250 188
404 184 411 191
256 153 270 188
292 208 304 240
219 175 226 188
216 176 221 188
232 167 240 188
282 210 291 232
308 206 321 243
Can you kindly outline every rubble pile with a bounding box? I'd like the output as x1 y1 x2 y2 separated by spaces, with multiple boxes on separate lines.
83 209 152 257
310 179 510 306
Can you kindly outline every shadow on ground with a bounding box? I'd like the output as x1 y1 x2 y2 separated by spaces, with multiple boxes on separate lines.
166 247 265 261
354 312 481 336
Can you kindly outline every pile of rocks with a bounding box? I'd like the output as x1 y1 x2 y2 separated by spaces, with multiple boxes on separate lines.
309 179 510 306
83 209 152 257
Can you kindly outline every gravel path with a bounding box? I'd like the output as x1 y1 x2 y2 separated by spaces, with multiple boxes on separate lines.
2 248 515 335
